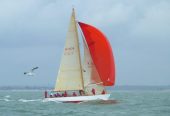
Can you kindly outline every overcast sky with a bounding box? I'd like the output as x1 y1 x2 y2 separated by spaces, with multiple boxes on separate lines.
0 0 170 87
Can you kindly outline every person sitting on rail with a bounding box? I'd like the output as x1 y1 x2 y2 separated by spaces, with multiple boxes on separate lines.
91 88 96 95
101 90 106 94
63 91 67 97
72 92 77 96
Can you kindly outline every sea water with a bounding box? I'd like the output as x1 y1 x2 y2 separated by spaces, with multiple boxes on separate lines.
0 90 170 116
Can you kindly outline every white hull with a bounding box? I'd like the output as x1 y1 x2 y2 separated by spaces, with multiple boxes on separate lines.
43 94 110 102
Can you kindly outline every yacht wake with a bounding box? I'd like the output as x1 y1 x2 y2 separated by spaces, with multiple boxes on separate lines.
18 99 42 102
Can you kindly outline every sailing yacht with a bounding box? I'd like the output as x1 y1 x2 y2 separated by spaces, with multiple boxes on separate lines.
44 8 115 102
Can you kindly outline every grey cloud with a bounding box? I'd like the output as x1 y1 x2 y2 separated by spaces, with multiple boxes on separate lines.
0 0 170 86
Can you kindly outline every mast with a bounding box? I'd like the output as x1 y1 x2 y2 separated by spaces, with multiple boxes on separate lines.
54 8 84 91
73 8 85 90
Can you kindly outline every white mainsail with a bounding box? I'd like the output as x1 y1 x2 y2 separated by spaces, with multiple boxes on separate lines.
82 35 105 95
54 9 84 91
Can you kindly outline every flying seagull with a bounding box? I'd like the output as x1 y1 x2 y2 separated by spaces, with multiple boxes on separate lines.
24 67 39 76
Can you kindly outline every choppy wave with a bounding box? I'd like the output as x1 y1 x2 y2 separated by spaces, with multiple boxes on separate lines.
0 95 12 101
5 95 10 98
1 90 170 116
0 97 43 103
0 98 12 102
0 97 62 103
18 99 42 102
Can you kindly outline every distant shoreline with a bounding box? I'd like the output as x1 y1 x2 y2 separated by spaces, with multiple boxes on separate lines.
0 86 52 90
0 85 170 90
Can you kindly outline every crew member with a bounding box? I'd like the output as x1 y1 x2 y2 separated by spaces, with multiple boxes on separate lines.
73 92 77 96
101 90 106 94
44 91 48 98
91 88 96 95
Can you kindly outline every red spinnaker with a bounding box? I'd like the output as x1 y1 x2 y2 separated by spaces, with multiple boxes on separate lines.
78 22 115 86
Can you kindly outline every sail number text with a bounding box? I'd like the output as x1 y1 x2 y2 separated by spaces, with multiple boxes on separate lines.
64 47 75 55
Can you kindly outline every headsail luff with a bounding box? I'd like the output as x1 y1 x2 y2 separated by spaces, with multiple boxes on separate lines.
78 22 115 86
54 9 84 91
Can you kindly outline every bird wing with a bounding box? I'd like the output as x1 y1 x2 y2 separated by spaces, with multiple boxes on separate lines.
31 67 39 71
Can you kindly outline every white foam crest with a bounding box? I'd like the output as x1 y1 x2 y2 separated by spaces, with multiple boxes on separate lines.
5 95 10 98
18 99 42 102
0 98 12 102
42 99 62 103
4 98 10 101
